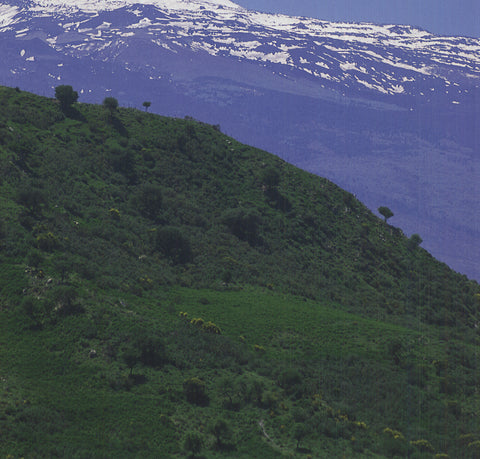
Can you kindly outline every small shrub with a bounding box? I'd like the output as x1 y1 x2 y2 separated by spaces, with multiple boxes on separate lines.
221 208 261 246
190 317 205 327
183 431 204 457
183 377 208 405
382 427 409 457
155 226 192 264
410 439 434 453
253 344 266 354
17 185 45 215
16 296 44 330
260 166 280 189
209 418 234 449
467 441 480 458
51 286 82 316
136 183 163 221
278 368 302 390
109 208 121 220
202 321 221 335
36 232 58 251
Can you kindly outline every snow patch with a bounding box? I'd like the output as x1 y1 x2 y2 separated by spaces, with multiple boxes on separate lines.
0 4 20 29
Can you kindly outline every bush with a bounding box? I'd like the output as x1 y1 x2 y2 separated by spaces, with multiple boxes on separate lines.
260 166 280 189
17 185 45 215
136 183 163 221
50 286 82 316
183 431 204 457
210 418 234 449
183 377 208 405
137 333 167 367
382 427 409 457
16 296 44 330
155 226 192 264
278 368 302 391
202 321 221 334
221 208 261 246
410 439 434 453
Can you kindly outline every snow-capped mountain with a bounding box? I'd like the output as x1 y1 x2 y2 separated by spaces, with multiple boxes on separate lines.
1 0 479 102
1 0 479 281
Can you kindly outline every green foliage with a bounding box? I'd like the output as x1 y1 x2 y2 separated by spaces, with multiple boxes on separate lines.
17 183 46 216
121 343 141 376
55 85 78 110
183 431 204 457
103 96 119 113
260 166 281 189
136 183 163 221
209 418 234 449
407 233 423 250
378 206 394 222
35 232 58 251
293 422 310 449
0 85 479 459
221 207 261 246
50 285 82 316
155 226 192 264
183 377 209 405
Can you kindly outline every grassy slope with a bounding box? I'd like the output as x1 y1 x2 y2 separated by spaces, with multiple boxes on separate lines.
0 86 479 458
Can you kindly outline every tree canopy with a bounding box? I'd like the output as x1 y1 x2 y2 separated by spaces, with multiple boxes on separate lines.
55 85 78 110
103 97 119 114
378 206 394 223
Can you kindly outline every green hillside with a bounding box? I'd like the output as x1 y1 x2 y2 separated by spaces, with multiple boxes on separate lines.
1 85 479 458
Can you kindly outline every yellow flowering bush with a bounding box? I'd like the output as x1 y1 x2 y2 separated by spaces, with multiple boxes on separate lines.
410 439 434 452
253 344 266 353
383 427 404 440
109 208 121 219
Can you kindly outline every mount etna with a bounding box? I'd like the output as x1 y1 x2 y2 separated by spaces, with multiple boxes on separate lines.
1 0 479 279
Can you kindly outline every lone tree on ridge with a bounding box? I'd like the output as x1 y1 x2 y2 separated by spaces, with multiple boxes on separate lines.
103 96 118 117
378 206 394 223
55 85 78 111
142 101 151 112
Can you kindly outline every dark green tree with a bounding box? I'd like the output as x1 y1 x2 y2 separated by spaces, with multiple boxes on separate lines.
293 422 309 449
55 85 78 110
17 185 45 215
51 286 81 316
407 233 423 251
260 166 280 189
103 97 118 116
142 101 151 112
378 206 394 223
137 183 163 221
155 226 192 264
210 418 234 449
183 431 203 457
53 255 73 284
183 377 208 405
121 344 141 376
221 208 261 246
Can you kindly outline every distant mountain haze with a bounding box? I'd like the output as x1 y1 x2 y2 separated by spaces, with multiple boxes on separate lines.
0 0 479 279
